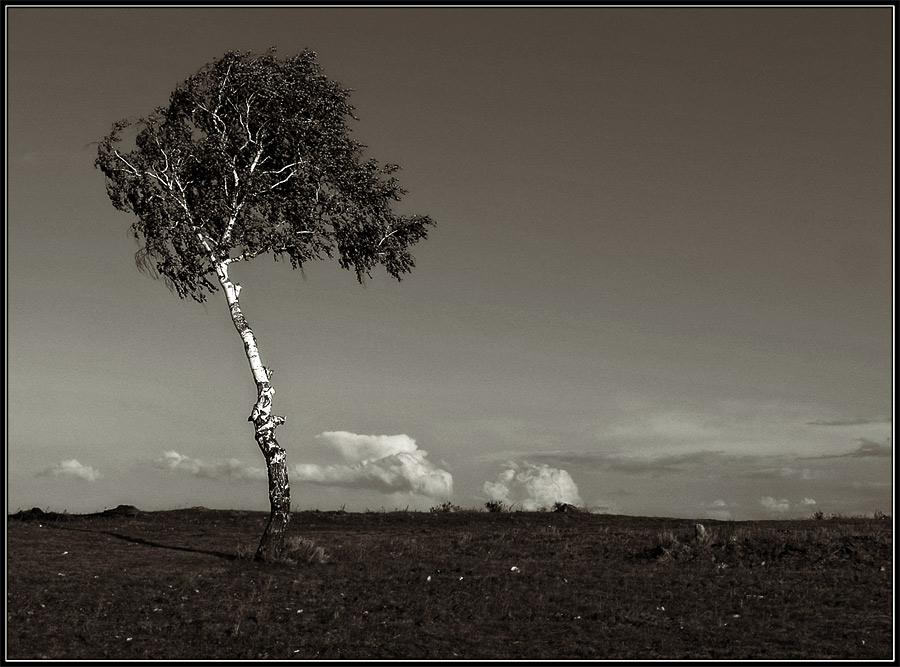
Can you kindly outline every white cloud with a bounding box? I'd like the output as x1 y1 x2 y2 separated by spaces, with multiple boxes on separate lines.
483 462 583 511
320 432 419 463
159 450 266 481
293 432 452 499
801 497 817 506
698 498 732 520
37 459 102 482
760 496 791 513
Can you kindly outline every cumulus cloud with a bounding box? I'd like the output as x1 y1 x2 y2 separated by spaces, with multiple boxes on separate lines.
37 459 102 482
159 450 266 481
292 432 452 499
801 497 817 506
483 462 583 511
760 496 791 513
322 432 419 463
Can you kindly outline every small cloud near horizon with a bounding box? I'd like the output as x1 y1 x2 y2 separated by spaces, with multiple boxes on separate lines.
158 450 267 481
699 498 732 521
760 496 791 513
36 459 102 482
483 462 583 511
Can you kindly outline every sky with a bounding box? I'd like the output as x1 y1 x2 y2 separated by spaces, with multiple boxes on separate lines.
6 5 895 521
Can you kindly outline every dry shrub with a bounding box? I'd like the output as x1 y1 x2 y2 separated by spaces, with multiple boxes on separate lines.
430 502 461 513
237 536 330 565
277 536 330 565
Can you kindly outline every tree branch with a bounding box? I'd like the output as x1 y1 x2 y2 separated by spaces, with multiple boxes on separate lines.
197 102 227 138
268 170 295 190
249 146 264 174
153 136 170 174
377 228 398 248
113 150 141 176
224 249 261 265
256 161 301 192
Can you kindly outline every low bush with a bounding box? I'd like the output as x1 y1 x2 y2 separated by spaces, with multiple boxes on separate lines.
641 520 891 568
430 501 461 513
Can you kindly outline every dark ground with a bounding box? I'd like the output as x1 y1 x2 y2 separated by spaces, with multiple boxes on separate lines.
6 507 894 660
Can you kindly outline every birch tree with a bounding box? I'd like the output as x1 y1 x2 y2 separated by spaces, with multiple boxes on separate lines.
95 49 434 560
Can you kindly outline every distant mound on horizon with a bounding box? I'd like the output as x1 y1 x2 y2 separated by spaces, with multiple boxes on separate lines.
9 504 141 521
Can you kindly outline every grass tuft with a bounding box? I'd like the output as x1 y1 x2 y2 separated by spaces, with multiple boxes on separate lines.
429 501 461 513
484 500 507 513
236 536 330 565
277 536 330 565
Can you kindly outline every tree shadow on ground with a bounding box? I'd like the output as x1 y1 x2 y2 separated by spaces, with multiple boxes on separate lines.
98 530 240 561
39 522 239 561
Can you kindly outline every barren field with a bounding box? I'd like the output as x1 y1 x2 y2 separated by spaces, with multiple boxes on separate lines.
6 507 894 660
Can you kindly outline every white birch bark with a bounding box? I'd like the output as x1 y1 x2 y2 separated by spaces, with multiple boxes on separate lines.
215 260 291 560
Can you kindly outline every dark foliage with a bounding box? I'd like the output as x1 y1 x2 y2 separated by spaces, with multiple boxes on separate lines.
96 49 434 301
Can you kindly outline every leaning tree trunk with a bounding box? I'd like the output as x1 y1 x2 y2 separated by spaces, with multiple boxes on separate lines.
215 261 291 561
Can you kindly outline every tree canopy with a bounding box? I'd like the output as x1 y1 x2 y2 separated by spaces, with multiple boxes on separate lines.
96 49 434 302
